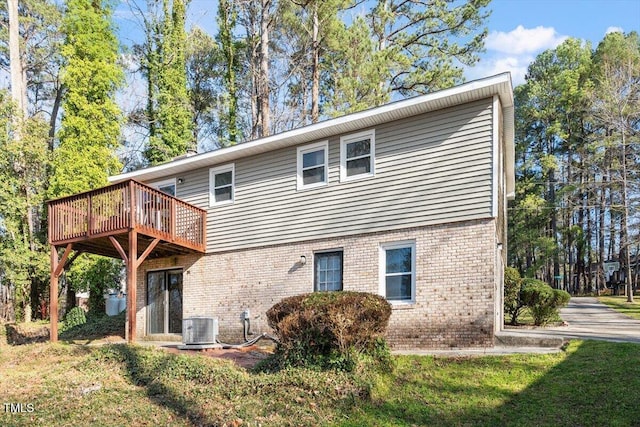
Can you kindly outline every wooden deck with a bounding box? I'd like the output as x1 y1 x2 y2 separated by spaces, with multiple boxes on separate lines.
48 179 206 259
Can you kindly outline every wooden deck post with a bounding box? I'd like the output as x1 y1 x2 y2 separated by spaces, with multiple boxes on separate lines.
127 230 138 343
50 246 59 342
50 243 73 343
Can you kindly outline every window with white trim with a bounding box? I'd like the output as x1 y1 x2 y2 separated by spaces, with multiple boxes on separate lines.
209 164 234 206
340 130 375 181
380 241 416 302
314 251 343 292
297 141 328 190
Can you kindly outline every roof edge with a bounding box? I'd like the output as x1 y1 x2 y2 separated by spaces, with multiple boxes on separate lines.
110 73 514 183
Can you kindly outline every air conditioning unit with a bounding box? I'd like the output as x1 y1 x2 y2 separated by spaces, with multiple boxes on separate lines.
182 317 218 345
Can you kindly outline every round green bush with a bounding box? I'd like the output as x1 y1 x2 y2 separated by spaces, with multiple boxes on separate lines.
61 306 87 332
520 279 570 326
265 291 392 371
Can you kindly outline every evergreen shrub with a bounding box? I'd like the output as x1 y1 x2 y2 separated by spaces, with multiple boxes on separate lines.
61 306 87 332
264 291 392 371
504 267 525 325
520 279 570 326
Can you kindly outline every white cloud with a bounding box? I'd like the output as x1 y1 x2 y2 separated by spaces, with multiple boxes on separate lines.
486 25 567 55
466 25 570 87
466 55 534 87
605 26 624 35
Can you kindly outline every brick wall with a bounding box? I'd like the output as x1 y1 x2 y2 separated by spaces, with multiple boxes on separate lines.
136 218 498 349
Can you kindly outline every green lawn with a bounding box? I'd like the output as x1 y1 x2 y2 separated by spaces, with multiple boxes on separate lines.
338 340 640 426
2 323 640 427
598 295 640 320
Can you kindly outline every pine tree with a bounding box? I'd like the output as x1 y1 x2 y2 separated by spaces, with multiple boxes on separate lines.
509 33 640 296
592 32 640 301
369 0 490 95
279 0 351 124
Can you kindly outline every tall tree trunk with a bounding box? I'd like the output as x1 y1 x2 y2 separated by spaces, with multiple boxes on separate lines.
241 0 260 140
634 248 640 291
48 83 63 150
218 0 239 144
258 0 271 137
548 159 560 288
310 2 320 123
620 130 633 302
9 0 33 322
607 174 616 262
8 0 27 117
566 148 573 293
146 33 157 140
598 178 606 292
586 161 595 293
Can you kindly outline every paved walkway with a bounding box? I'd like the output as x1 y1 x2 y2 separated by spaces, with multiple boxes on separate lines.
504 296 640 344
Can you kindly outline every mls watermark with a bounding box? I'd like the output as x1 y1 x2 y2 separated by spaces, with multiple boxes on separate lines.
3 403 35 413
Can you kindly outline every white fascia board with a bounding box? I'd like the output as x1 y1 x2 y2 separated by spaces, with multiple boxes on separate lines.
109 73 514 184
492 95 500 218
503 103 516 199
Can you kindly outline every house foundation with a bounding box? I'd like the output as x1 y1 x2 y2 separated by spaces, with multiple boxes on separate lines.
136 218 499 349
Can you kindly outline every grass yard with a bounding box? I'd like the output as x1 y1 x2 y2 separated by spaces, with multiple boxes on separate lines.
338 340 640 426
2 321 640 427
598 295 640 320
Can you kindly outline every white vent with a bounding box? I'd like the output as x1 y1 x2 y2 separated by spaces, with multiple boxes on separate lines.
183 317 218 345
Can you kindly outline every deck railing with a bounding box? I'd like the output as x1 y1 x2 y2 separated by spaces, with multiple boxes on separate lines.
48 180 206 252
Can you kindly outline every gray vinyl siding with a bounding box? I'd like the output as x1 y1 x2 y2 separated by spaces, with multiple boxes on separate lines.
171 98 494 252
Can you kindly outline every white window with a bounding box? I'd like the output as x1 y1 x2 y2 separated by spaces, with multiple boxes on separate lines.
297 141 328 190
150 178 176 197
379 241 416 303
340 130 375 181
209 164 234 206
314 251 343 292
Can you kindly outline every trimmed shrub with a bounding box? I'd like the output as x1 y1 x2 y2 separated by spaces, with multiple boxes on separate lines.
504 267 525 325
554 288 571 308
61 306 87 333
264 291 392 371
520 279 570 326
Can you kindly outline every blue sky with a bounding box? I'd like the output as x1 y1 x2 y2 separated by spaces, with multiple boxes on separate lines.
115 0 640 89
472 0 640 85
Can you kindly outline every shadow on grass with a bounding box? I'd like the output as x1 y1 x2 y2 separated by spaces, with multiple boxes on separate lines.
483 340 640 427
102 344 240 425
338 340 640 427
4 322 49 345
59 312 125 342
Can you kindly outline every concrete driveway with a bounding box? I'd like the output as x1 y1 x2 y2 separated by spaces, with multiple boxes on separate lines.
505 296 640 344
395 297 640 356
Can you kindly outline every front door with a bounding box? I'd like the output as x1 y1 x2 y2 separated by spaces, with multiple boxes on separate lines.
147 269 183 335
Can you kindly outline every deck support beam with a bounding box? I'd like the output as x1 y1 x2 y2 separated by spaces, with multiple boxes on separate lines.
111 233 160 343
50 243 73 343
126 230 138 343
